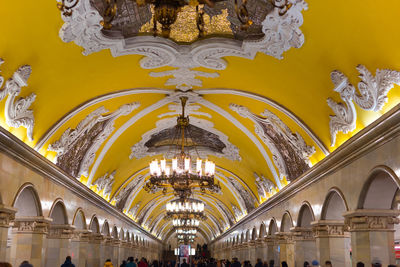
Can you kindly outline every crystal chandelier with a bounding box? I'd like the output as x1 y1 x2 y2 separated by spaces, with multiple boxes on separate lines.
57 0 255 38
176 228 197 235
173 218 200 227
144 97 221 200
166 198 207 221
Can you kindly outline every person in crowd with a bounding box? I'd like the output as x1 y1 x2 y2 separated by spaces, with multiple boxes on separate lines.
255 259 263 267
127 257 137 267
231 258 241 267
281 262 288 267
262 261 268 267
61 256 75 267
181 259 189 267
371 259 382 267
225 260 231 267
0 263 12 267
121 260 127 267
356 263 364 267
139 258 148 267
304 262 310 267
388 265 397 267
19 261 33 267
268 260 274 267
311 260 320 267
152 260 159 267
324 261 332 267
104 259 114 267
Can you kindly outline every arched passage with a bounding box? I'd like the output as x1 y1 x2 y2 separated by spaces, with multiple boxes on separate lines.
321 188 348 220
72 208 87 230
49 199 68 225
13 184 42 217
280 212 293 232
297 202 315 228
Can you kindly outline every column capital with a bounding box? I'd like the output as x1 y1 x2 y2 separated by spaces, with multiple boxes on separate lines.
90 232 104 243
0 205 17 227
275 232 294 243
290 227 315 241
48 224 76 239
73 229 92 241
12 216 52 234
311 220 350 238
344 209 400 232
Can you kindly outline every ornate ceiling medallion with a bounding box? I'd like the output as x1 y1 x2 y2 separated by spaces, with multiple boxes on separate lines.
58 0 308 89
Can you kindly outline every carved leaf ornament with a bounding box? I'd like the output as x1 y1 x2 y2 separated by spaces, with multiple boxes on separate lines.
327 65 400 146
0 59 36 141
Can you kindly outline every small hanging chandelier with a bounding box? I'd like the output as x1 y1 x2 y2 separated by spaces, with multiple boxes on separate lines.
176 228 197 235
172 218 200 227
144 97 221 200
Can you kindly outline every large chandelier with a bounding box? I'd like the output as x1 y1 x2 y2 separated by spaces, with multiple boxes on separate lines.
57 0 254 38
144 97 220 200
166 199 207 220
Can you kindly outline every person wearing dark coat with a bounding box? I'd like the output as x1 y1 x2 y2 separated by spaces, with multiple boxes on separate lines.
231 258 241 267
181 259 190 267
61 256 75 267
255 259 263 267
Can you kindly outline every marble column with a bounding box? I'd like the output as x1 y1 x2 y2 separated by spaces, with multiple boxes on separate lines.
291 227 316 267
0 205 16 262
255 238 266 261
344 209 400 267
275 232 295 267
71 230 91 267
112 238 121 264
100 236 114 264
248 240 257 263
10 216 52 267
87 233 103 267
311 220 351 267
45 224 75 267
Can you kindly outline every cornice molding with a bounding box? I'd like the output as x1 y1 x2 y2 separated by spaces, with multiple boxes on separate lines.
210 103 400 244
0 126 162 244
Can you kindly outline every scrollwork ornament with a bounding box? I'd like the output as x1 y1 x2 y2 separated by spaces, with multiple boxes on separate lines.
327 65 400 146
0 60 36 141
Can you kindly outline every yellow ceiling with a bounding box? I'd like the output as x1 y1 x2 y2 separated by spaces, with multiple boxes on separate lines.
1 0 400 238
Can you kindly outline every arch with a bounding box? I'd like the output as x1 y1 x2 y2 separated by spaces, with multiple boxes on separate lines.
259 223 266 238
72 208 87 230
101 221 110 236
89 215 100 233
119 228 125 240
126 231 131 242
297 202 315 228
12 183 42 217
280 212 293 232
112 226 118 239
321 188 348 220
358 166 400 209
251 226 257 240
268 218 278 235
48 199 68 225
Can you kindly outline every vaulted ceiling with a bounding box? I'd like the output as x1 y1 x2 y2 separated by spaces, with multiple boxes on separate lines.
1 0 400 242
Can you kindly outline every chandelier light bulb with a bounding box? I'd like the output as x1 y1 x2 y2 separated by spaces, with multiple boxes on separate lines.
172 157 178 172
184 157 190 172
160 158 166 173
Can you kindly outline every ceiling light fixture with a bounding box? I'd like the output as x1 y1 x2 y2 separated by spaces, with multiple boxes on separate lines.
144 97 221 200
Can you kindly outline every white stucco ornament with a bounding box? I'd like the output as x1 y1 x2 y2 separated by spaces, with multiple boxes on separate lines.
0 59 36 141
327 65 400 146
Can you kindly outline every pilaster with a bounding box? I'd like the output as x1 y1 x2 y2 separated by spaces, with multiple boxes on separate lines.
311 220 351 267
275 232 295 267
45 224 75 267
10 216 52 267
344 209 400 267
0 205 16 262
291 227 316 267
